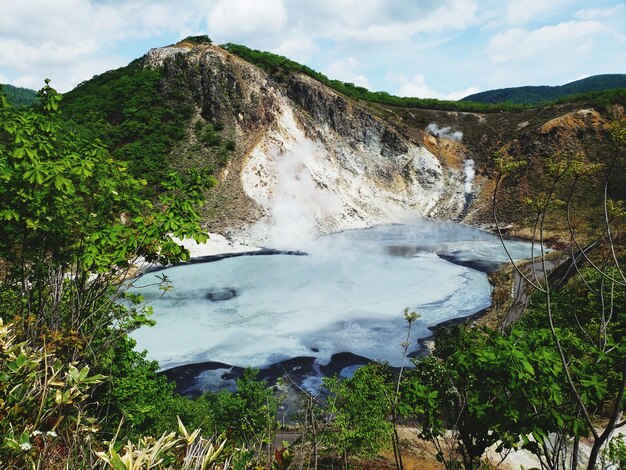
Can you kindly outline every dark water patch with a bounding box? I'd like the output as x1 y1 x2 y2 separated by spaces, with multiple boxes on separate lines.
385 244 503 272
319 352 372 376
206 288 238 301
161 361 244 396
385 244 436 257
159 352 377 397
437 253 501 273
144 248 308 274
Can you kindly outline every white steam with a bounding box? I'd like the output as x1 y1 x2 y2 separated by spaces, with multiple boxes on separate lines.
425 122 463 142
464 159 476 193
258 140 341 249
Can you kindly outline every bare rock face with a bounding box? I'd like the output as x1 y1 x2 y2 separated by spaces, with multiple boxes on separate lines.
144 43 469 246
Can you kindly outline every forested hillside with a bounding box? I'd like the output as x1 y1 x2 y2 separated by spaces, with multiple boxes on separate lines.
0 83 37 107
462 74 626 104
61 60 195 184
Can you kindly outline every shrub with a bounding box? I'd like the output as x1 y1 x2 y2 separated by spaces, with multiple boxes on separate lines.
0 318 105 468
202 129 222 147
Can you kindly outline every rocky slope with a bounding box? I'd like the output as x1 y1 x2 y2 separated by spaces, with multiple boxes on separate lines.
364 99 624 238
69 40 624 248
144 42 470 247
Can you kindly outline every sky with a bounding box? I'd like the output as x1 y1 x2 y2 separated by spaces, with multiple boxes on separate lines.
1 0 625 98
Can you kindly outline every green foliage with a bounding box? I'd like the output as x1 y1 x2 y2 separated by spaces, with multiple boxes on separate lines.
402 326 579 468
324 363 393 458
206 369 278 443
98 335 213 438
60 60 195 184
181 35 213 45
605 435 626 469
0 84 222 466
519 267 626 410
462 74 626 105
0 82 213 379
0 80 212 310
0 83 38 107
202 127 222 147
521 267 626 337
194 121 234 167
0 318 105 468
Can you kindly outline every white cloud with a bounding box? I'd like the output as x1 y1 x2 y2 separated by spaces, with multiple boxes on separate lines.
323 58 371 89
207 0 287 37
487 21 606 64
506 0 567 25
0 0 200 91
0 0 622 99
11 75 41 90
575 4 625 20
273 33 319 63
392 73 479 100
0 0 483 93
0 39 99 73
9 54 128 92
0 0 194 46
446 86 480 101
0 36 121 91
316 0 479 43
396 74 441 98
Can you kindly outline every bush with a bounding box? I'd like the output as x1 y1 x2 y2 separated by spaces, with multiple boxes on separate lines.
0 318 105 468
206 368 278 443
324 363 393 458
182 35 212 45
202 128 222 147
97 335 213 437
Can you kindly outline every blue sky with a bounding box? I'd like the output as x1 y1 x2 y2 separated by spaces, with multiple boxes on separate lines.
1 0 625 98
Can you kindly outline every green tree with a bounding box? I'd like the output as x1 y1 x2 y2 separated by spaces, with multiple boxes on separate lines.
401 326 573 470
0 81 216 460
324 363 394 463
208 368 279 444
490 119 626 469
0 80 213 356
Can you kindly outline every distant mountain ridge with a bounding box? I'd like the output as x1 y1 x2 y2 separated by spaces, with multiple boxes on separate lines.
0 83 37 107
462 74 626 105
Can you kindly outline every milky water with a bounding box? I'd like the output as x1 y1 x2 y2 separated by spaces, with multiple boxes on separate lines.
130 220 536 371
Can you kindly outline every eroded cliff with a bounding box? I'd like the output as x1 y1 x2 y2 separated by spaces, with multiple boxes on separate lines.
71 40 623 248
144 42 470 246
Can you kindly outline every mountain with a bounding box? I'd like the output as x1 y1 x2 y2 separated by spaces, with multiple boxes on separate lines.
462 74 626 104
62 40 471 245
60 41 625 245
0 83 37 107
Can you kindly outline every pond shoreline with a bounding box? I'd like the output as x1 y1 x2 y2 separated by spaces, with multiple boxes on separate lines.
149 222 538 395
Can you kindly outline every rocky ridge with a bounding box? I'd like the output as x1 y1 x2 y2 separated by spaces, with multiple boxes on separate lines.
143 41 622 247
145 42 469 246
